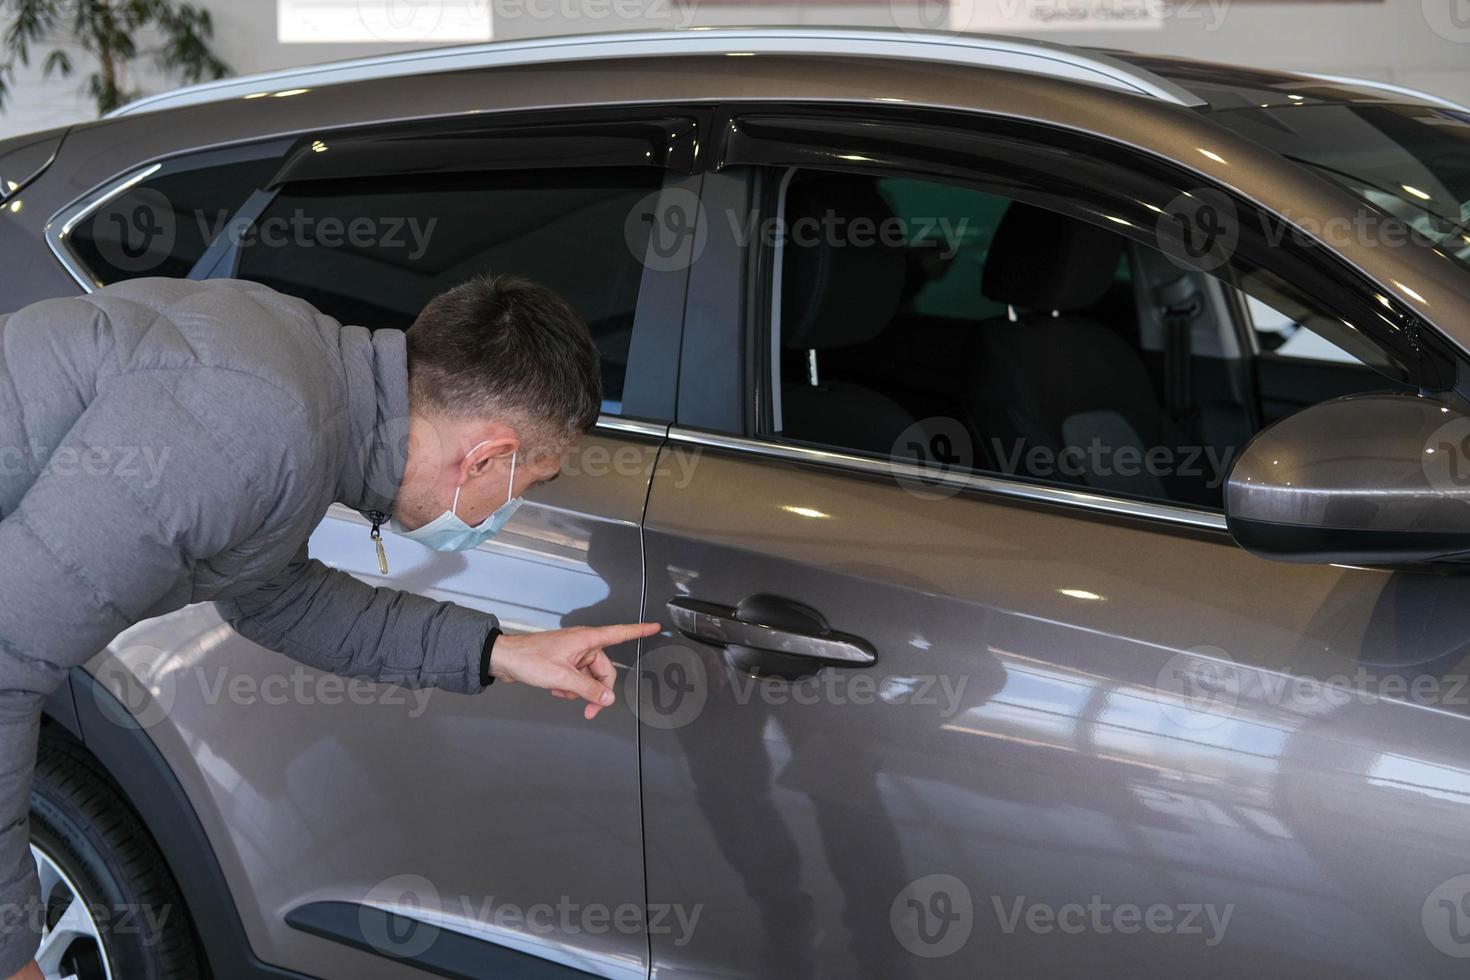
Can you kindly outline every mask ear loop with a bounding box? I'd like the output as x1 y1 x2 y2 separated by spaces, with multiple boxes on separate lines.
450 449 517 518
450 440 499 518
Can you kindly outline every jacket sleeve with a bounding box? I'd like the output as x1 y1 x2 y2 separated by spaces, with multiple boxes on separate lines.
214 543 497 695
0 368 273 976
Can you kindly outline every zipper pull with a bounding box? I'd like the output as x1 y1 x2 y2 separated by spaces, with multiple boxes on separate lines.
368 510 389 575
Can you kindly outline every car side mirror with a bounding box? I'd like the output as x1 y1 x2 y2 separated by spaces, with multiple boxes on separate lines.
1225 392 1470 565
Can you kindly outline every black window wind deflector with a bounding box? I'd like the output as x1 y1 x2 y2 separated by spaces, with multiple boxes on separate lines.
715 107 1461 392
268 115 701 187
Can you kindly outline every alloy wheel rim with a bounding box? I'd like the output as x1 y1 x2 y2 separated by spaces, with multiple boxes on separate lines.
28 842 113 980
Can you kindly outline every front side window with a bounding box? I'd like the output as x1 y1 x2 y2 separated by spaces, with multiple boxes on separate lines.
764 168 1412 509
1246 294 1361 364
230 167 665 415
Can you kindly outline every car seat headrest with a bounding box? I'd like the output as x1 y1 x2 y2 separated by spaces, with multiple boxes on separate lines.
981 201 1125 313
781 175 908 351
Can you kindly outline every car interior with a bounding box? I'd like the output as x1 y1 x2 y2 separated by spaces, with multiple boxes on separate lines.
771 168 1408 509
70 160 661 416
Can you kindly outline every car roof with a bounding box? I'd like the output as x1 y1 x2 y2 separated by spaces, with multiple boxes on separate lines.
107 26 1209 116
1103 50 1470 113
109 26 1466 121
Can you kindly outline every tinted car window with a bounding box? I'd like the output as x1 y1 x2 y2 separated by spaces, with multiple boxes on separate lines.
767 169 1403 509
1247 294 1364 364
878 176 1132 323
68 151 284 284
1209 103 1470 273
233 167 663 415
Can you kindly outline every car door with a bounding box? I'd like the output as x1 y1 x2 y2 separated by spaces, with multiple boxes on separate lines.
637 108 1470 979
86 107 704 979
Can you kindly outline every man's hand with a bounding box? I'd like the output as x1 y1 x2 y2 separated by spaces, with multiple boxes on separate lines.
6 961 42 980
490 623 660 719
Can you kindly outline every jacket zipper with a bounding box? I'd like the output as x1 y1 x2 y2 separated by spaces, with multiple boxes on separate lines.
367 510 389 574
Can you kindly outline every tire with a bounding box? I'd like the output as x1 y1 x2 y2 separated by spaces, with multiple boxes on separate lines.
28 729 202 979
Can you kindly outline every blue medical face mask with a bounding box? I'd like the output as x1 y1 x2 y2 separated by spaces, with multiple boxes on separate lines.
391 445 522 552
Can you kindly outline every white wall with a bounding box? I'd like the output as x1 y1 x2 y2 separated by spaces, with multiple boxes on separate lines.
2 0 1468 140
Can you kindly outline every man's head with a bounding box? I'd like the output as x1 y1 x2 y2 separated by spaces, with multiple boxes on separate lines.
395 273 601 530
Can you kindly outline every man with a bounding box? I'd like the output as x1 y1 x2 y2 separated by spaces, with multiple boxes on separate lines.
0 273 658 979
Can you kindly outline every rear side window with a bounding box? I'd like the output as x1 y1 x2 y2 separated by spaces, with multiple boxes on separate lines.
766 168 1413 510
230 167 665 415
66 146 286 284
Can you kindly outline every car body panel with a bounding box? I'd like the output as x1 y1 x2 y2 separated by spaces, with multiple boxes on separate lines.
639 438 1470 978
0 125 65 202
83 429 659 979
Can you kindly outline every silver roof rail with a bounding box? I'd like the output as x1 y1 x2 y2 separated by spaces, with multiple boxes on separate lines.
107 26 1206 118
1305 73 1470 114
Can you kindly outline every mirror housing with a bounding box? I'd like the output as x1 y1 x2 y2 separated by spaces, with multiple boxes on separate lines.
1225 392 1470 565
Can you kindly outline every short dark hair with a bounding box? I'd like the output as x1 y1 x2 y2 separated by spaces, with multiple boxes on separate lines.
406 273 601 449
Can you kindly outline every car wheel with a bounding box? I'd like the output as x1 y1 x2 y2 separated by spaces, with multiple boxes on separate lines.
29 731 202 980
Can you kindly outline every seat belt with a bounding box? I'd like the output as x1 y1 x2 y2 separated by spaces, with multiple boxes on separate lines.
1156 276 1203 441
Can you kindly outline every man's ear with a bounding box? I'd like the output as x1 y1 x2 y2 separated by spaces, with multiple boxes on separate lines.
461 434 518 481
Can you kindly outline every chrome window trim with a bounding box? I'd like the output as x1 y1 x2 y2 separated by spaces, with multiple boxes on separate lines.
667 426 1230 532
594 416 670 438
106 27 1205 120
45 162 162 291
47 138 296 291
767 166 797 435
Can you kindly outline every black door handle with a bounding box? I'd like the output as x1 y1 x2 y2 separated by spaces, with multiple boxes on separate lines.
667 595 876 678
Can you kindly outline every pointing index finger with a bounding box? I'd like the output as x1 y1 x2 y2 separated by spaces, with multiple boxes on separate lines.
584 622 660 648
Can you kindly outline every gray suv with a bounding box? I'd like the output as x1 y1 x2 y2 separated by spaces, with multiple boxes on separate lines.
6 25 1470 980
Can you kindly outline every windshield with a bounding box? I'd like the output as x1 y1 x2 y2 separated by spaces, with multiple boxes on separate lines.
1210 102 1470 269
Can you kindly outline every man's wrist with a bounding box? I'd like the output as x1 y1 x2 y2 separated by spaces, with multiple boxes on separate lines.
479 627 502 688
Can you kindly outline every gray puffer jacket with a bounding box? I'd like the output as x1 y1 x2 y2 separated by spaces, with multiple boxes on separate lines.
0 277 498 974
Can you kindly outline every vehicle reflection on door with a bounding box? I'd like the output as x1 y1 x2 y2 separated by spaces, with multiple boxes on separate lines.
636 440 1470 979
